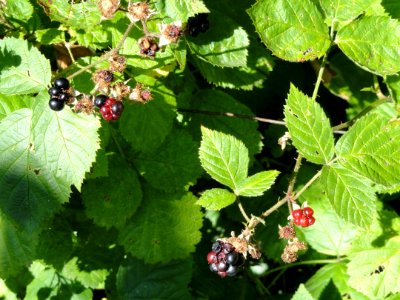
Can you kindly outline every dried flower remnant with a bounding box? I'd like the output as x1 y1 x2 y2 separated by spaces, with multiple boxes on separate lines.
108 53 127 73
127 2 155 22
138 37 159 58
92 70 114 90
129 83 153 103
158 22 183 47
97 0 120 19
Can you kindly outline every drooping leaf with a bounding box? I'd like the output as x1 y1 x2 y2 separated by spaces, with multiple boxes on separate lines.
291 284 314 300
335 16 400 76
40 0 101 30
119 79 176 154
336 113 400 192
185 89 262 158
196 188 236 210
199 127 249 191
116 257 192 300
82 157 142 229
248 0 331 62
236 170 280 197
0 37 51 95
320 165 377 228
284 84 335 164
187 11 249 68
155 0 209 21
118 189 203 264
320 0 378 24
0 212 38 278
134 129 202 192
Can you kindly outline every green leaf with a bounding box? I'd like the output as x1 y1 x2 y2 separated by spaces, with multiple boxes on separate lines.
284 84 335 164
116 257 192 299
336 16 400 76
382 0 400 19
34 28 65 45
298 187 359 256
0 37 51 95
4 0 33 22
336 113 400 191
155 0 209 21
387 74 400 104
196 188 236 210
82 157 142 229
347 236 400 299
119 80 176 154
291 284 314 300
185 89 262 158
199 127 249 191
248 0 330 62
134 129 202 192
0 213 38 278
320 165 377 228
42 0 101 30
320 0 378 24
187 11 249 68
236 170 280 197
118 189 203 264
0 94 30 120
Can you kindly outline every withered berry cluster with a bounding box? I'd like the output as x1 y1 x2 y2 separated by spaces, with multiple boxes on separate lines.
207 241 241 278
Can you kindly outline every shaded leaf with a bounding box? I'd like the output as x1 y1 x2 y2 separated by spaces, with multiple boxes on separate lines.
248 0 330 62
291 284 314 300
284 84 335 164
196 188 236 210
336 16 400 76
199 127 249 191
0 94 31 120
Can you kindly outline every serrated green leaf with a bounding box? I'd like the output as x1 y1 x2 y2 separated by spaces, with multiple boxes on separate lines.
236 170 280 197
0 37 51 95
284 84 335 164
336 113 400 192
347 236 400 299
116 256 192 299
82 157 142 229
0 213 38 278
134 129 202 192
336 16 400 76
41 0 101 30
248 0 330 62
4 0 33 22
199 127 249 191
187 11 249 68
118 189 203 264
387 74 400 103
298 188 359 256
0 94 30 120
155 0 209 21
196 188 236 210
185 89 262 158
320 0 378 24
291 284 314 300
320 165 377 228
75 28 110 49
382 0 400 19
119 79 176 153
35 28 65 45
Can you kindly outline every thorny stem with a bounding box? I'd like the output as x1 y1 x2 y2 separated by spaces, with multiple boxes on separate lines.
285 153 303 214
292 169 323 202
67 21 136 80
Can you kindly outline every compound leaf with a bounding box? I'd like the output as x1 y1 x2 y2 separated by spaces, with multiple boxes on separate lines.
116 257 192 300
196 188 236 210
336 16 400 76
248 0 330 62
134 129 202 192
284 84 335 164
118 189 203 264
199 127 249 191
236 170 280 197
0 38 51 95
320 165 377 228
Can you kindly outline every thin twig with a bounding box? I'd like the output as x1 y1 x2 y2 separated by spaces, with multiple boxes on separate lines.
285 153 303 214
237 197 251 223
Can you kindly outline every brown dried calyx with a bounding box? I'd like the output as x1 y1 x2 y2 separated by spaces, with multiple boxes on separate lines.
139 37 159 58
92 70 114 90
129 83 152 103
127 2 154 22
97 0 120 19
74 95 94 114
108 53 127 73
278 224 296 240
111 82 131 100
222 230 261 260
281 238 307 263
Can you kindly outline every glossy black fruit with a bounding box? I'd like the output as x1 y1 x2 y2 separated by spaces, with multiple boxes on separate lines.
94 95 107 108
226 252 239 265
226 265 238 277
54 77 70 90
48 86 61 97
49 98 65 111
211 241 222 253
111 101 124 116
59 92 70 102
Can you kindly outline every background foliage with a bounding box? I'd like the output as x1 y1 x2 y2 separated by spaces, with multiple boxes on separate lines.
0 0 399 299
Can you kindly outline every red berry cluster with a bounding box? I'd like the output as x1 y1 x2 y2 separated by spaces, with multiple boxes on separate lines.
94 95 124 121
292 207 315 227
207 241 241 278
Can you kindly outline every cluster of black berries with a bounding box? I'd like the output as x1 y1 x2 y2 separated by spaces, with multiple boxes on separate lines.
207 241 241 278
94 95 124 121
187 13 210 37
48 78 71 111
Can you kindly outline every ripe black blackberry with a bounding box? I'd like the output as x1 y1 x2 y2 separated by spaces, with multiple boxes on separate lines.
48 77 71 111
207 240 242 278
